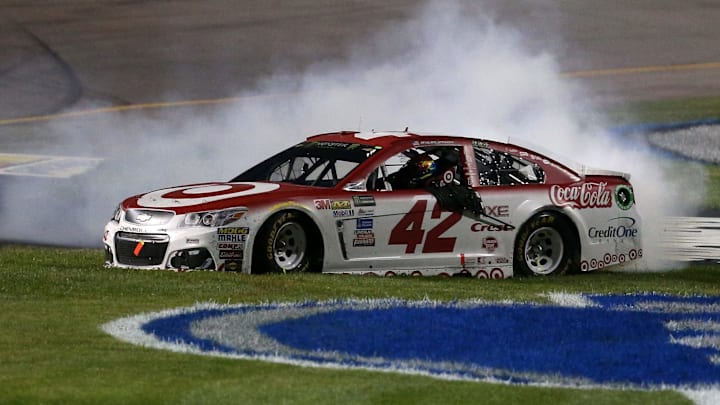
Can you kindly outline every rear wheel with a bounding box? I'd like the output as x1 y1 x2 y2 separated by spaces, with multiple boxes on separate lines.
253 211 321 274
514 212 577 276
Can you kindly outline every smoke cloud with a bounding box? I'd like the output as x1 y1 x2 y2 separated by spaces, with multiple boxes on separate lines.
0 1 704 270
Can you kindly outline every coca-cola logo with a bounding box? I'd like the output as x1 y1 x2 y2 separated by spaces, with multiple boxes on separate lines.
550 182 612 209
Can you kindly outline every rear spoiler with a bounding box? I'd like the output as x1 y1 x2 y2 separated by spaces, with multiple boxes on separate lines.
579 166 631 181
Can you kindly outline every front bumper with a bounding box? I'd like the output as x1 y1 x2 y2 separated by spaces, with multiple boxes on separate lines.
103 221 245 272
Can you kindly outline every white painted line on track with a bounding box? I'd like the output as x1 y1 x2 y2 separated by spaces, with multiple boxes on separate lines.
0 153 102 178
662 217 720 262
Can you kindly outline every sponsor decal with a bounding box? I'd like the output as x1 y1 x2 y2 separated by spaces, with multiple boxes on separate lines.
412 140 455 146
550 182 612 209
218 234 248 243
357 207 375 217
119 226 144 233
352 238 376 247
185 238 200 244
615 185 635 210
333 209 355 218
472 140 490 149
103 294 720 396
308 141 357 149
224 260 241 271
580 249 643 271
484 205 509 217
471 223 513 232
217 227 249 243
218 243 244 250
315 199 352 211
356 218 373 230
353 230 376 246
331 200 352 210
352 195 376 207
482 236 498 252
219 250 243 259
441 169 454 184
588 217 639 239
217 227 249 235
314 199 331 209
137 183 279 208
472 256 509 265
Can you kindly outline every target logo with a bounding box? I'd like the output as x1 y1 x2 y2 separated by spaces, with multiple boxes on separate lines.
136 182 279 208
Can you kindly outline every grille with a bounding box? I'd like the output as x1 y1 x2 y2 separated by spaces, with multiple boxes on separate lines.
124 209 174 225
115 232 169 266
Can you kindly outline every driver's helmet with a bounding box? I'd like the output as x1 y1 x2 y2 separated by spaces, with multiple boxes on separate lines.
409 154 437 183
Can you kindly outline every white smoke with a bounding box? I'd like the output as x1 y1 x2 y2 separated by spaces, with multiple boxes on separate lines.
0 1 704 270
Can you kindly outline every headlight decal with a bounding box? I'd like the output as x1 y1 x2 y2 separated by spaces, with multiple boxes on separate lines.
182 208 248 228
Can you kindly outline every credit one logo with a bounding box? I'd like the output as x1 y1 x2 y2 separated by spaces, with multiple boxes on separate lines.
588 217 638 239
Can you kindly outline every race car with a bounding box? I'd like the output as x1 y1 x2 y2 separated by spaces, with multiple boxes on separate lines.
103 130 642 278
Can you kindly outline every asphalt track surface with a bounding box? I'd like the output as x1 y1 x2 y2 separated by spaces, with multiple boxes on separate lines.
1 1 720 257
3 1 720 124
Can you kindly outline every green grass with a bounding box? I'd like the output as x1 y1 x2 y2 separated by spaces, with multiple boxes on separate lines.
4 96 720 404
605 96 720 126
706 165 720 209
2 245 717 404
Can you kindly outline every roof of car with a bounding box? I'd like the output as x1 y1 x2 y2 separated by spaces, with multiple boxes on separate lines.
305 130 471 149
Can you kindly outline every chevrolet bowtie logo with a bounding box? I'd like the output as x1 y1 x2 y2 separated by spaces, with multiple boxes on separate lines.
136 213 152 223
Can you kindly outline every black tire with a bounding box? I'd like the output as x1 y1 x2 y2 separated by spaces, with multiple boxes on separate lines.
252 211 321 274
513 212 578 276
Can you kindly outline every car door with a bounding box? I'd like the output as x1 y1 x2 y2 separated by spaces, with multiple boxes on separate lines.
340 143 489 270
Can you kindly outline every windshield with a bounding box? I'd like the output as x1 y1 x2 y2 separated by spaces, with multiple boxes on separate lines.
231 141 379 187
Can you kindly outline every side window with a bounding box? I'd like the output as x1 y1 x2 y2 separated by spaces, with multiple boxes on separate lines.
474 145 545 186
368 146 465 191
475 147 498 185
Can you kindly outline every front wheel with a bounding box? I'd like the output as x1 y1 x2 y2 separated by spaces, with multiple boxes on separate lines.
253 211 317 274
513 212 577 276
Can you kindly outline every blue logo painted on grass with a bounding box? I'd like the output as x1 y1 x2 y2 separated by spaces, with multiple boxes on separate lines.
103 295 720 389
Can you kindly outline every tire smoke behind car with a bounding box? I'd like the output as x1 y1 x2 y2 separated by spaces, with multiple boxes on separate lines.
0 1 705 270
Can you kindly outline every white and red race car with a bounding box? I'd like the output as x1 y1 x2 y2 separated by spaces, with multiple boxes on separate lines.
103 130 641 277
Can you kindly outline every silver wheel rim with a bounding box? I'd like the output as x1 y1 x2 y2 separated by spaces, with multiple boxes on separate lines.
272 222 307 271
524 226 564 275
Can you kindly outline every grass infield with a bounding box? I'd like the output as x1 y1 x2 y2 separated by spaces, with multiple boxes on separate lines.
1 245 718 404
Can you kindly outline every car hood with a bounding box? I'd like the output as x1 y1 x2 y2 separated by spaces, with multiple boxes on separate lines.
122 181 319 214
